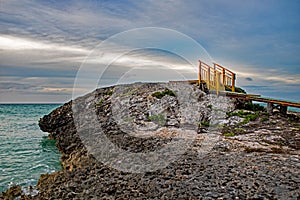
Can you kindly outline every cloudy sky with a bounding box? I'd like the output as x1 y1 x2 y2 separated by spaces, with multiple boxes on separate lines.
0 0 299 103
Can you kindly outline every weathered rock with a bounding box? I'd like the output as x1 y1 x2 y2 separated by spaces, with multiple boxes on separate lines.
2 82 299 199
0 185 22 200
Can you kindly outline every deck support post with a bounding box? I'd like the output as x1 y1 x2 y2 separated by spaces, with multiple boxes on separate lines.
231 73 236 92
279 105 287 115
267 103 274 114
198 61 202 86
216 71 220 95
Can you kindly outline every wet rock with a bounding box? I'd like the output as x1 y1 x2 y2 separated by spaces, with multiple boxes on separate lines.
0 185 22 200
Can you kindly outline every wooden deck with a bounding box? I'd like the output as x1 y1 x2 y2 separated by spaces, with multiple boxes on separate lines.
196 61 299 114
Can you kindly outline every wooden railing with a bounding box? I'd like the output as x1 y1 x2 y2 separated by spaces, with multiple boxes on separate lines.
196 61 299 115
198 60 236 92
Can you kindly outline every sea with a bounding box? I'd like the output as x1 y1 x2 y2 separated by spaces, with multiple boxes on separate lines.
0 104 62 193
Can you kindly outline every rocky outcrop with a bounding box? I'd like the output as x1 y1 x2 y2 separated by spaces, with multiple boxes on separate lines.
1 82 299 199
0 185 21 200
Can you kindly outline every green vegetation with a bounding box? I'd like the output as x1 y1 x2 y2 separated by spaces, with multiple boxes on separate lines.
226 85 266 112
227 110 251 117
234 127 244 132
148 113 165 126
95 99 103 107
241 114 258 124
227 110 259 125
233 127 245 134
242 102 266 112
199 121 210 127
221 126 245 137
152 88 176 99
260 116 269 122
103 90 113 96
235 86 247 94
224 132 235 137
207 104 212 109
225 86 246 94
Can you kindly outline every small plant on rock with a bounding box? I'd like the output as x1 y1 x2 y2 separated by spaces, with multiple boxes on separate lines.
241 102 266 112
227 110 259 125
224 132 235 137
200 121 210 127
152 89 176 99
95 99 103 107
148 113 165 126
104 90 113 96
260 116 269 122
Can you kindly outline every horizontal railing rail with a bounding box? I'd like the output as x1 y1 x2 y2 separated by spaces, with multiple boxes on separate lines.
225 91 300 114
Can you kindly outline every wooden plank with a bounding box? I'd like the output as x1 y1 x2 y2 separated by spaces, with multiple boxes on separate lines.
226 92 300 108
213 62 235 75
250 97 300 108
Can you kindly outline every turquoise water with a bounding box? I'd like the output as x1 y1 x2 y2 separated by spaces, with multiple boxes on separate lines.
253 102 300 112
0 104 62 193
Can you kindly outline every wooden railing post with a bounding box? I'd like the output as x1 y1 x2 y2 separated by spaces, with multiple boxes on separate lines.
232 73 236 92
213 64 216 90
216 71 220 95
222 68 225 86
198 61 202 85
207 66 210 90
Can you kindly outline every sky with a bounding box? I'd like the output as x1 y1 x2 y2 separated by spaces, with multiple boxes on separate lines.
0 0 299 103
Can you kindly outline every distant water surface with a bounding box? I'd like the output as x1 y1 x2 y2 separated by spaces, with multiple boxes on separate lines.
0 104 62 193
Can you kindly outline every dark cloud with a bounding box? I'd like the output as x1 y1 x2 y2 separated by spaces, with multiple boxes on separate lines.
0 82 37 90
245 77 253 81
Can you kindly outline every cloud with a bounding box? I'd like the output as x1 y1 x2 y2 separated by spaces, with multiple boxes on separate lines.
245 77 253 81
0 35 87 53
0 82 38 90
0 76 74 102
0 0 299 102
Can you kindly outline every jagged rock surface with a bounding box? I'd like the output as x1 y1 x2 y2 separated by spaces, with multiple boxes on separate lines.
1 82 299 200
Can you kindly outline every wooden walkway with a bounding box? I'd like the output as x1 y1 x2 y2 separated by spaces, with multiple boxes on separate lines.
226 92 300 114
197 61 300 114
